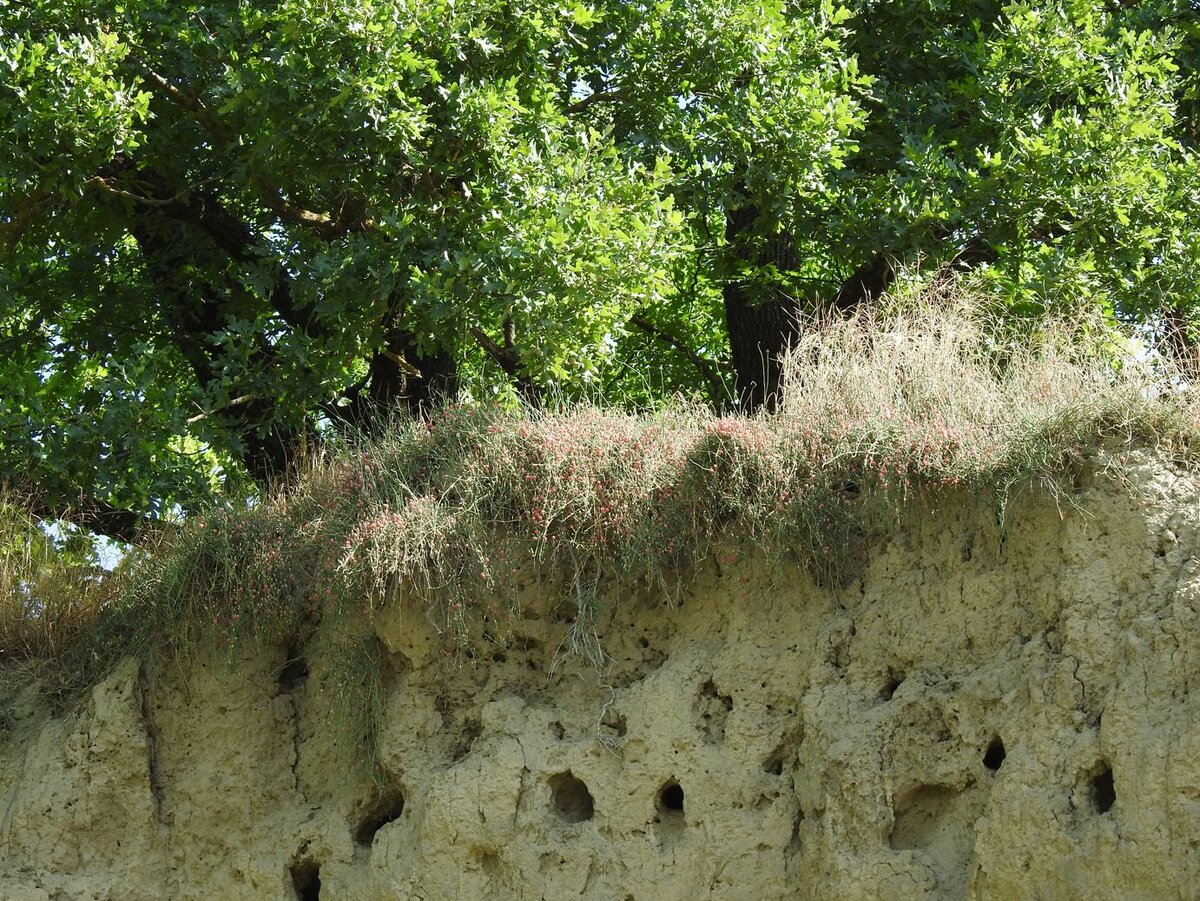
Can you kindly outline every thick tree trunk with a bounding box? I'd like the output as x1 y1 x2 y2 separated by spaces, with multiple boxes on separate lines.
722 205 802 413
722 207 891 413
721 215 994 413
118 167 462 481
1164 302 1199 382
329 331 459 434
382 331 458 417
831 253 895 313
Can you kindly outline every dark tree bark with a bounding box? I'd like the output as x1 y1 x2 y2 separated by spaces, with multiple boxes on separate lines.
831 253 895 313
109 174 336 495
722 206 999 414
393 332 459 413
722 204 802 413
469 320 542 407
107 166 460 491
928 235 998 292
329 330 459 432
1164 301 1199 381
722 205 892 413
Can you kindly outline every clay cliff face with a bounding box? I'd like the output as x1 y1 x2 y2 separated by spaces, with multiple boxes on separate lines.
1 450 1198 900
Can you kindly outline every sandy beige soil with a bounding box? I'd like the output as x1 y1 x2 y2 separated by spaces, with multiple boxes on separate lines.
1 450 1197 899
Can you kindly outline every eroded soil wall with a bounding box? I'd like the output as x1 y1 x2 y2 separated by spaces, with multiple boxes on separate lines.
1 452 1198 900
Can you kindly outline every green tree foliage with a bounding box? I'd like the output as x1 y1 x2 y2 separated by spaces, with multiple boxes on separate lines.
1 0 1197 538
837 1 1200 317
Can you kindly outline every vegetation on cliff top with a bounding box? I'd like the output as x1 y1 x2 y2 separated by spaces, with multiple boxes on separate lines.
3 0 1199 540
3 299 1196 712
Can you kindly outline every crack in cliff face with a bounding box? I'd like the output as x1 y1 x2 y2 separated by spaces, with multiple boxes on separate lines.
135 662 166 827
0 732 35 846
277 653 310 801
289 693 305 800
512 735 530 830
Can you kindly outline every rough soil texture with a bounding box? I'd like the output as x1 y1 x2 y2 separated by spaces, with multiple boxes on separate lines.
1 450 1198 900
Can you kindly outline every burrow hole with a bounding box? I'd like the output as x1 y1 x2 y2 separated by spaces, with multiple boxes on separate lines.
279 652 309 693
513 634 541 652
700 679 733 712
983 737 1006 772
291 858 320 901
450 717 483 761
1156 530 1175 558
1091 764 1116 814
549 771 594 823
879 673 904 702
889 784 956 851
600 707 627 738
354 789 405 847
763 748 785 776
697 678 734 743
657 780 685 820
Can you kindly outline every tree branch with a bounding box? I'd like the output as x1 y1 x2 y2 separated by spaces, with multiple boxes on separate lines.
470 323 541 405
629 313 726 400
565 89 623 115
380 349 423 378
85 175 210 207
470 325 520 375
139 67 226 135
137 65 372 238
96 171 328 341
27 493 142 543
185 393 257 425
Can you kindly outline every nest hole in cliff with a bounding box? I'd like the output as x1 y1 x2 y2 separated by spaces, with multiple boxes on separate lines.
290 858 321 901
657 780 685 820
697 678 734 743
278 651 309 693
763 748 786 776
549 771 595 823
1090 764 1116 814
983 737 1006 772
879 673 904 702
600 706 627 738
354 788 406 847
960 531 975 562
450 717 483 761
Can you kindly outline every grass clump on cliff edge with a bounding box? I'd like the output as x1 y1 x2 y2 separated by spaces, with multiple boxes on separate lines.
1 297 1197 767
0 495 111 666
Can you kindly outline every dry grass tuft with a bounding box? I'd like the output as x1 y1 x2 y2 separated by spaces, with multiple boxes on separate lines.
781 296 1193 472
0 492 115 667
